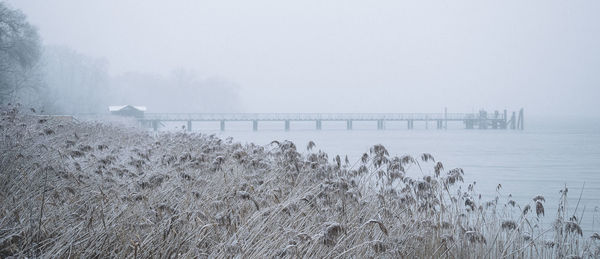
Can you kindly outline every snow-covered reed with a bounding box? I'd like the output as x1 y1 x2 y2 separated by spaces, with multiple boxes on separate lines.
0 104 598 258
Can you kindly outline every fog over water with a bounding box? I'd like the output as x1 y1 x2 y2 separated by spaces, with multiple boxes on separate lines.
3 1 600 256
196 118 600 233
6 0 600 117
8 0 600 231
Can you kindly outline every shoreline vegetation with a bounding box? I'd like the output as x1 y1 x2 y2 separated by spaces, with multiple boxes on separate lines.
1 104 599 258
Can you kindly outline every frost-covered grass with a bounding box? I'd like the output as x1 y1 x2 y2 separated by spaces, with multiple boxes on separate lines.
0 104 599 258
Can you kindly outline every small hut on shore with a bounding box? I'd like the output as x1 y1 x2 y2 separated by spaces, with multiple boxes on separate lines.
108 105 146 118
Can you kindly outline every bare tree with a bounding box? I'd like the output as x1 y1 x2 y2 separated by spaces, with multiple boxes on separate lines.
0 2 42 104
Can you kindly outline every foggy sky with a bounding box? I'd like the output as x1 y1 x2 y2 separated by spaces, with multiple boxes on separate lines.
6 0 600 117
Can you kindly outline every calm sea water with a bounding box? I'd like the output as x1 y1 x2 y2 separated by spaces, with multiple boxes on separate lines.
164 117 600 234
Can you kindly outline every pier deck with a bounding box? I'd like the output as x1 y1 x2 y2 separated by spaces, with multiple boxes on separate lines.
138 109 524 131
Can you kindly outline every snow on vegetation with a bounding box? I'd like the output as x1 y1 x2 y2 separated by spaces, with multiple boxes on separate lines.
0 104 598 258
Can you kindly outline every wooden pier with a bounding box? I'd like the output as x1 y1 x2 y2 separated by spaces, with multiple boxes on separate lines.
139 109 525 132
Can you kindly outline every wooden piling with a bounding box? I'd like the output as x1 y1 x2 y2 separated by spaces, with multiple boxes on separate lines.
510 112 516 130
518 108 524 130
444 107 448 129
377 120 384 130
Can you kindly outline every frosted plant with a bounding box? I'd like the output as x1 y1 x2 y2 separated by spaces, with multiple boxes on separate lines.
0 105 596 258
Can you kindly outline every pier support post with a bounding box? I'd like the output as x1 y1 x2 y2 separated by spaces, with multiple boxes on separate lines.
220 120 225 131
285 120 290 131
407 120 414 129
152 120 158 131
346 120 353 130
316 120 322 130
444 107 448 130
465 120 474 129
253 120 258 131
437 120 443 129
377 120 384 130
187 120 192 132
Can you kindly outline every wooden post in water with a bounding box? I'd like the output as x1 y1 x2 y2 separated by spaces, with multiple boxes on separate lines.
187 120 192 132
316 120 322 130
518 108 524 130
253 120 258 131
521 109 524 130
220 120 225 131
152 120 158 131
377 120 384 130
444 107 448 130
510 112 516 130
346 120 353 130
285 120 290 131
465 119 474 129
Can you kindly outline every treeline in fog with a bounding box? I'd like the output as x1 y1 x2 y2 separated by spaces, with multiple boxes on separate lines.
0 3 240 114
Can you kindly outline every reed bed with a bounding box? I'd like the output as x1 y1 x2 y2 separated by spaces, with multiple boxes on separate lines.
0 104 598 258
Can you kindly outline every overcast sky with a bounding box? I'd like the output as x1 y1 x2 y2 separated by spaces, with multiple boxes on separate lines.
6 0 600 116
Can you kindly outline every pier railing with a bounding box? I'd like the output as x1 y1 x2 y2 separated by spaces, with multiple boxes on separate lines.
135 109 524 131
142 112 478 121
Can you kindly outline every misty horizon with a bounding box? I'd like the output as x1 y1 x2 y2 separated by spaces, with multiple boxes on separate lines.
2 2 600 258
5 0 600 117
